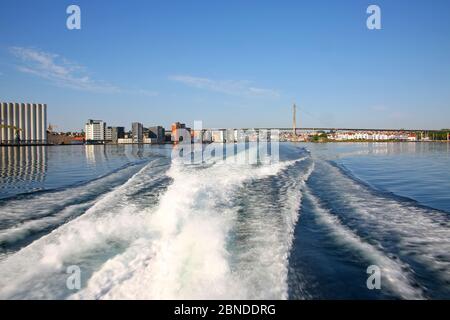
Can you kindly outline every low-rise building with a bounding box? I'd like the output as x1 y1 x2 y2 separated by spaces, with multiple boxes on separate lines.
202 130 212 143
117 138 133 144
328 130 411 142
211 130 225 143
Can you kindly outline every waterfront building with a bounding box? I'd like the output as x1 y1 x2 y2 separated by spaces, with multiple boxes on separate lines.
117 138 133 144
85 119 106 142
226 129 237 143
171 122 186 143
47 132 84 145
105 127 113 141
202 130 212 143
212 130 225 143
111 127 125 144
0 102 47 145
132 122 144 143
148 126 165 144
192 130 204 143
329 131 410 142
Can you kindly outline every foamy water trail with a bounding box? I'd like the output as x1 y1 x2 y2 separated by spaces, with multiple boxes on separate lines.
311 160 450 288
0 148 307 300
0 201 94 247
228 161 314 299
0 160 169 299
2 144 446 299
304 186 424 299
72 154 307 300
0 162 146 248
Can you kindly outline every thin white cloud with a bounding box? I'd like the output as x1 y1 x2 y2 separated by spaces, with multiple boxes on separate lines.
10 47 157 96
169 74 280 98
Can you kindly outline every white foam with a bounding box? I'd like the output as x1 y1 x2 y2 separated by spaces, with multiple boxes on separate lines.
321 161 450 284
0 150 307 300
227 162 314 299
0 201 94 246
0 163 145 242
72 155 307 300
305 187 424 299
0 161 167 299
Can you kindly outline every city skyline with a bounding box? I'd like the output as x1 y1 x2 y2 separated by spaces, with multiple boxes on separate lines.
1 0 450 131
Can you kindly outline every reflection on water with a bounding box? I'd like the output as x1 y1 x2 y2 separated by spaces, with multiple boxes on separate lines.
0 143 448 299
306 142 450 212
0 146 47 193
85 145 149 165
309 142 450 160
0 145 173 200
368 142 450 155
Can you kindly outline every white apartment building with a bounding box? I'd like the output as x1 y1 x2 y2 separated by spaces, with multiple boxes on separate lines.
0 102 47 145
105 127 112 141
85 119 106 142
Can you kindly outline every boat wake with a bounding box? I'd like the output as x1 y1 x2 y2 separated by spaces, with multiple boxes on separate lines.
1 144 447 300
303 159 450 298
0 148 310 300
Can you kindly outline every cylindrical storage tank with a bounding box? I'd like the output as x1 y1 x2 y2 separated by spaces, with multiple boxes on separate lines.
8 103 14 144
0 103 6 143
0 104 2 144
36 104 43 143
14 103 20 144
42 104 47 144
19 103 26 141
25 103 32 144
31 103 37 144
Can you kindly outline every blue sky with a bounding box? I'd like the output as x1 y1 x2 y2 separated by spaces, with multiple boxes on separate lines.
0 0 449 131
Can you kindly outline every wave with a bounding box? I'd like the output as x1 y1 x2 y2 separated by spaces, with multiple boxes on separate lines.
71 154 309 300
304 186 424 299
227 160 314 299
331 161 450 213
0 159 170 299
0 161 155 253
307 160 450 295
0 149 308 300
0 162 145 226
